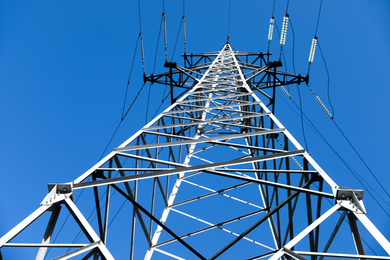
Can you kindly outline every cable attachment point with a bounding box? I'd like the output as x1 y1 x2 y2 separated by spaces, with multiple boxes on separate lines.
41 183 73 206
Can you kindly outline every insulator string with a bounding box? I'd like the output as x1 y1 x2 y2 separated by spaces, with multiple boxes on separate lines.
279 12 289 60
308 36 317 64
267 16 275 53
267 0 276 53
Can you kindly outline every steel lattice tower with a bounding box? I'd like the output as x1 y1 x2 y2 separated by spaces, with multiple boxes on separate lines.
1 43 389 259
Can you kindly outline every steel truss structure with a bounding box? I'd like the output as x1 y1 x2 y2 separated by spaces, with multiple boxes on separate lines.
1 43 389 259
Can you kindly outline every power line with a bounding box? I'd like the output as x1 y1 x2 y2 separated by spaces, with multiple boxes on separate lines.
314 0 323 36
332 119 390 201
289 16 309 152
122 35 140 119
277 92 390 217
317 38 335 117
227 0 232 41
170 15 184 62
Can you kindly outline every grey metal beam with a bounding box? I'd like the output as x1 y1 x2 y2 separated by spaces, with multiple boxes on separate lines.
73 150 308 191
348 212 366 259
209 179 313 260
0 205 50 247
112 156 153 247
319 210 347 260
35 205 62 260
108 183 206 260
143 112 271 131
114 128 284 152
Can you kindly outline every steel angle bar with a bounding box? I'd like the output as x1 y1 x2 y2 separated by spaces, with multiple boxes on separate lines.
269 204 341 260
97 168 168 172
153 248 186 260
209 179 314 260
170 208 274 250
247 83 273 100
206 169 332 198
130 113 270 134
175 66 202 80
162 113 204 121
189 88 241 96
242 68 265 76
179 65 210 74
319 210 347 260
164 105 263 117
295 251 390 259
205 121 268 132
175 100 257 110
116 152 185 167
176 92 250 104
245 67 269 82
246 250 279 260
63 197 114 260
113 157 153 246
74 74 205 184
220 169 318 174
80 248 99 260
185 51 220 55
347 213 366 256
3 243 88 247
155 208 268 248
354 213 390 255
170 181 253 208
36 205 61 260
51 242 100 260
73 151 117 185
73 149 305 190
115 128 285 152
235 73 338 192
0 204 51 247
107 183 206 260
283 248 308 260
178 180 263 209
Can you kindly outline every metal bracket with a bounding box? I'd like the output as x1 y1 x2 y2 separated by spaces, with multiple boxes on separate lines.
336 187 366 214
40 183 73 207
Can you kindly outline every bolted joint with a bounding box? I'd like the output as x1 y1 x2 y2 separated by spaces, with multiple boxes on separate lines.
48 183 73 194
41 183 73 207
336 187 366 214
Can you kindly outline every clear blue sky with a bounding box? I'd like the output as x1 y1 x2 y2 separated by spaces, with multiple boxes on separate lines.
1 0 390 258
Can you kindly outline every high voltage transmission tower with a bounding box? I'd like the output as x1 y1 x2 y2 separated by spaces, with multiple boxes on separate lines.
1 43 389 259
